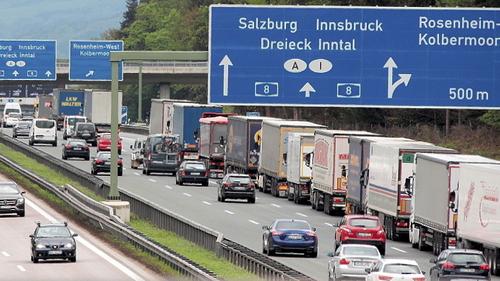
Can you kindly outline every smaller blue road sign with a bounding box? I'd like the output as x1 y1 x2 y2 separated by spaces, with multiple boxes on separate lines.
0 40 56 81
121 106 128 124
69 40 123 81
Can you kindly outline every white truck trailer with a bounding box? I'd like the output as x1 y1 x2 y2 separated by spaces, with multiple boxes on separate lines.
410 154 500 256
286 132 314 204
311 130 378 215
148 99 193 135
83 89 123 128
258 120 326 197
366 141 456 240
457 163 500 275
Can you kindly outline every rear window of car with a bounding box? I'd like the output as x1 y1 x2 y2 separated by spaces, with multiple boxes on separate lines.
35 120 55 128
228 176 250 184
77 124 94 131
0 184 19 194
343 246 379 257
349 218 379 228
101 134 111 139
9 113 21 118
275 221 310 231
97 153 111 160
69 140 86 146
449 253 485 264
383 264 421 274
186 163 205 170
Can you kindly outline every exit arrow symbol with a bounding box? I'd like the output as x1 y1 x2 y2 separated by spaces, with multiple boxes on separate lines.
219 55 232 97
384 57 411 99
12 70 19 77
299 82 316 98
85 70 95 78
45 70 52 77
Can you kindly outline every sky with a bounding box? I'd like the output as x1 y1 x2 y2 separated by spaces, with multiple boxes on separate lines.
0 0 127 58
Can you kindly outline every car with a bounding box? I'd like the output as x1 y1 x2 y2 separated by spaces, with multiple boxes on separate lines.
3 112 22 127
12 121 32 138
72 122 97 146
328 244 382 281
217 173 255 203
29 118 57 146
2 102 22 126
91 151 123 176
62 115 87 140
176 161 209 186
0 181 25 217
30 222 78 263
430 249 491 281
365 259 426 281
142 134 181 175
130 139 145 169
97 133 122 154
262 219 318 257
62 139 90 160
335 215 386 256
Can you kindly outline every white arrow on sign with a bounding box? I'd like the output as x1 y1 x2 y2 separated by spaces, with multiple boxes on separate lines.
299 82 316 98
45 70 52 77
12 70 19 77
219 55 232 97
85 70 95 78
384 57 412 99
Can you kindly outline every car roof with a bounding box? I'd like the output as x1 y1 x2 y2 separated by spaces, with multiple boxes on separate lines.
274 219 309 224
340 244 379 249
183 161 204 164
345 214 380 220
226 173 250 177
381 259 419 265
38 222 68 228
67 138 86 142
445 249 484 254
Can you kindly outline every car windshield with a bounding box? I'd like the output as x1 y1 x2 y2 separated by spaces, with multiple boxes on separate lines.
35 120 55 129
78 124 94 131
383 264 421 274
349 218 379 228
5 108 19 115
36 226 71 238
101 134 111 139
186 163 205 170
275 221 310 231
97 153 111 160
343 246 379 257
0 184 19 194
449 253 485 264
228 176 250 184
68 117 85 126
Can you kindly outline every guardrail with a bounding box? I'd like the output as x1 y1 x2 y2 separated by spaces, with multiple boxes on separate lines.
0 133 315 281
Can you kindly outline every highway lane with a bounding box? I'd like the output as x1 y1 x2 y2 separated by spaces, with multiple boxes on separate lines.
0 172 164 281
4 129 498 281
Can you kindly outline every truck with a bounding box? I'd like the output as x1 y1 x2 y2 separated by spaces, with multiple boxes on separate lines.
410 154 500 256
52 89 88 129
366 141 456 240
346 136 413 215
258 120 326 197
311 130 378 215
199 116 229 178
83 89 123 130
171 103 223 145
225 116 278 179
286 132 314 204
149 99 193 135
34 94 54 119
457 163 500 276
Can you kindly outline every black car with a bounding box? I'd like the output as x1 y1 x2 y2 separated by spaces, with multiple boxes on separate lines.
176 161 209 186
217 174 255 203
430 249 491 281
72 122 97 146
91 151 123 176
262 219 318 257
12 121 32 138
0 182 25 217
30 222 77 263
62 139 90 160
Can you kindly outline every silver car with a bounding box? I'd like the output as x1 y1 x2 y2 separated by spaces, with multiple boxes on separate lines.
328 244 382 281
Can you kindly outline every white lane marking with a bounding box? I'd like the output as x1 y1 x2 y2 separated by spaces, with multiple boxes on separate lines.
16 265 26 272
296 212 308 218
26 199 145 281
248 219 260 225
148 179 157 183
133 172 140 176
202 201 212 206
224 210 235 215
391 247 407 253
1 251 10 257
164 185 173 190
183 193 192 197
271 203 281 208
209 180 218 185
324 222 334 227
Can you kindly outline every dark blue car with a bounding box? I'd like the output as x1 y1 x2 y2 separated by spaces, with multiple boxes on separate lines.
262 219 318 257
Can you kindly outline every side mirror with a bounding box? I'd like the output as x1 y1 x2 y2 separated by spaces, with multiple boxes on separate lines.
29 234 34 238
365 268 372 274
429 258 436 263
21 191 26 194
421 271 426 275
261 226 269 231
312 227 316 232
72 233 78 237
327 252 334 257
130 145 133 149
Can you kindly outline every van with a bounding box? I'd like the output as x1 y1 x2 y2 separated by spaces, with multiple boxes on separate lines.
63 115 87 140
2 102 22 127
29 119 57 146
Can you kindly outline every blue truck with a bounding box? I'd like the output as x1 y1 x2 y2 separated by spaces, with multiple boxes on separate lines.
52 89 87 129
171 103 223 146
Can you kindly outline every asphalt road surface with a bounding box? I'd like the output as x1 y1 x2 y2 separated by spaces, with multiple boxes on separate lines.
3 129 498 281
0 172 164 281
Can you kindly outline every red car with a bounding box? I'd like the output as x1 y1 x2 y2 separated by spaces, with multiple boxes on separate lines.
97 133 123 154
334 215 386 255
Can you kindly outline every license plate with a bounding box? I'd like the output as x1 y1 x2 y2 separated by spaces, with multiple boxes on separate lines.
74 147 82 151
190 172 200 176
460 268 475 273
234 186 245 190
354 261 370 267
358 233 372 237
48 250 62 255
288 234 302 240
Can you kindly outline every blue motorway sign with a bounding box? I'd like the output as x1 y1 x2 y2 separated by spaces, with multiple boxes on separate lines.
121 106 128 124
209 5 500 109
69 40 123 81
0 40 56 81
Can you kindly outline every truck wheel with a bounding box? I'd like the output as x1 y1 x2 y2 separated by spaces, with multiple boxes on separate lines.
418 230 427 251
311 192 317 210
324 194 332 215
287 184 293 201
294 188 300 204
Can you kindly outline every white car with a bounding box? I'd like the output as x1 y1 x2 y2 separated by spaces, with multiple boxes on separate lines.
3 112 22 127
328 244 382 281
365 259 426 281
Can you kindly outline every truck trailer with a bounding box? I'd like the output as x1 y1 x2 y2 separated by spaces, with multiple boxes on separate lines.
148 99 193 135
366 141 456 240
52 89 88 129
225 116 278 179
171 103 223 146
410 153 500 256
286 132 314 204
83 89 123 127
311 130 378 215
258 120 326 197
199 116 228 178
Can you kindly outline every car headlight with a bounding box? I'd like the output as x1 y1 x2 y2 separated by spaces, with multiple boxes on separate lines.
36 244 46 249
64 243 74 249
17 198 24 204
